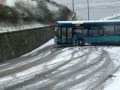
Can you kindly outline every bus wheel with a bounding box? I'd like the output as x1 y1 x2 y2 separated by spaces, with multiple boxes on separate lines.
78 40 84 46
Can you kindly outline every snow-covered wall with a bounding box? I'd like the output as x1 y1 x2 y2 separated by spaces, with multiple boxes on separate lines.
0 26 54 62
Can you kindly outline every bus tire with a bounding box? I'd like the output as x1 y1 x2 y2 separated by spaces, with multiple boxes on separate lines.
78 39 84 46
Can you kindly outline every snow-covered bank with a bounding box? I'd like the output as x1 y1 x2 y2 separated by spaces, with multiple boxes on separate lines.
104 71 120 90
101 48 120 90
0 22 47 33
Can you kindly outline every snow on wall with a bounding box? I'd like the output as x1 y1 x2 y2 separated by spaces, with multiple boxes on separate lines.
5 0 16 7
5 0 37 7
0 22 47 33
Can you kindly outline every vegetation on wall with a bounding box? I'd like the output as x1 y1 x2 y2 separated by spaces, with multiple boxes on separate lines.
0 4 20 22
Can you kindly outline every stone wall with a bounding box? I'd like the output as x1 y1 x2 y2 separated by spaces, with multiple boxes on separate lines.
0 26 54 62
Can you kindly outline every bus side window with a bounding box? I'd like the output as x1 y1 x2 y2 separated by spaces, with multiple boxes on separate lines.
62 27 66 36
89 30 98 36
103 25 115 36
115 25 120 35
89 26 99 36
82 29 88 36
67 27 73 43
74 29 82 34
61 27 67 43
68 27 72 38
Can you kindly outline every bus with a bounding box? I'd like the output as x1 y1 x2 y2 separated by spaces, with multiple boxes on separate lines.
54 20 120 46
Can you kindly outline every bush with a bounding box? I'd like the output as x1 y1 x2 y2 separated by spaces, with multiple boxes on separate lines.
0 4 20 23
0 5 16 18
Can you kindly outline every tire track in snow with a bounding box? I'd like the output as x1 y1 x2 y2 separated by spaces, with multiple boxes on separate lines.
3 47 97 90
89 50 117 90
0 47 71 77
4 48 102 90
0 45 54 69
52 50 111 90
38 50 106 90
37 53 103 90
0 46 93 76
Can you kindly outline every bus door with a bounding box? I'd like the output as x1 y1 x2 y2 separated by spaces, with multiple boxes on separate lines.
61 27 73 44
61 27 67 44
66 27 73 44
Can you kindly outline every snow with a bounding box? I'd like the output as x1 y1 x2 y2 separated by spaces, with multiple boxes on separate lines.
5 0 16 7
104 71 120 90
1 1 120 88
0 63 9 67
0 39 120 90
0 76 12 83
0 22 48 33
101 13 120 20
16 0 37 9
22 39 54 57
46 2 59 12
5 0 37 7
1 18 120 90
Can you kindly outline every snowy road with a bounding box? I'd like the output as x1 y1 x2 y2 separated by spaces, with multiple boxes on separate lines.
0 39 120 90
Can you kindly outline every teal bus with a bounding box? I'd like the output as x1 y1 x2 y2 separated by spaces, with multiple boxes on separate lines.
54 20 120 46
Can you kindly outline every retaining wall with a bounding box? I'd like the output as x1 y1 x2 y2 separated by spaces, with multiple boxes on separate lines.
0 26 54 62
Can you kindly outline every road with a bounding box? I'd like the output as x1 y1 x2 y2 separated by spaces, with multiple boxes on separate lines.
0 39 120 90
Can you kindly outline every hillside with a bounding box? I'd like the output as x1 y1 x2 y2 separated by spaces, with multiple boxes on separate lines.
0 0 73 24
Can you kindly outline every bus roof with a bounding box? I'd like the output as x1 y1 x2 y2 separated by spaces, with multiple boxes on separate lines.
57 20 120 24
